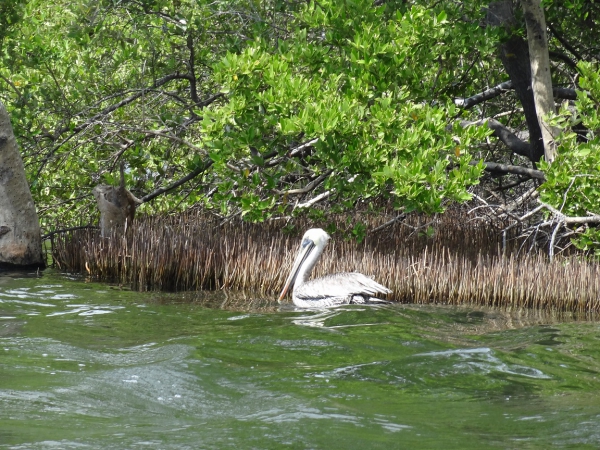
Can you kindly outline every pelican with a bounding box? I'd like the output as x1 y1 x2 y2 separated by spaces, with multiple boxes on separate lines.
278 228 392 307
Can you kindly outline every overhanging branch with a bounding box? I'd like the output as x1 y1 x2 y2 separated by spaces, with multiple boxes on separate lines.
456 80 577 110
539 200 600 224
141 160 214 203
455 81 514 109
474 161 546 180
461 118 532 158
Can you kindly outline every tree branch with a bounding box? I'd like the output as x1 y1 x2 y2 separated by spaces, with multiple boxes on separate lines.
461 118 531 158
296 190 332 208
476 160 546 180
34 73 201 177
41 225 99 240
275 170 332 195
264 138 319 168
186 32 199 104
539 200 600 224
134 129 208 156
370 213 407 234
456 80 577 110
549 50 578 70
288 138 319 157
547 22 584 62
295 174 357 209
553 87 577 100
140 160 214 203
455 81 514 109
56 72 193 139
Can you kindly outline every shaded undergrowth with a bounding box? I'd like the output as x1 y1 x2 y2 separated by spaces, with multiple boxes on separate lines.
51 210 600 312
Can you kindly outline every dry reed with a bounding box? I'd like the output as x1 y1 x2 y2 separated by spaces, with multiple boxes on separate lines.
51 210 600 312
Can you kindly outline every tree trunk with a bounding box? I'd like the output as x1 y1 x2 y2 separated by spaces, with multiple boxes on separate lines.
498 35 545 162
0 101 44 268
92 164 142 237
487 1 545 162
521 0 559 163
92 184 141 237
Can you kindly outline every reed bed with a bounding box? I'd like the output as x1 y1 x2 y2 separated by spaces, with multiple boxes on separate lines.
51 210 600 312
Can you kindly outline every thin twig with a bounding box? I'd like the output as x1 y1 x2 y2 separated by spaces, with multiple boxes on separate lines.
42 225 99 240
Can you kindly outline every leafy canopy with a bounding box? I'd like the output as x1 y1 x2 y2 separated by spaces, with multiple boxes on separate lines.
1 0 497 230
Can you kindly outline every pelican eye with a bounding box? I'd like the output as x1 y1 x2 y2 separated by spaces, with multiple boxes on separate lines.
301 238 314 248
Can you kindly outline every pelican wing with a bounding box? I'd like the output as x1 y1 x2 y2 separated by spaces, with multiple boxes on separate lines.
294 272 391 305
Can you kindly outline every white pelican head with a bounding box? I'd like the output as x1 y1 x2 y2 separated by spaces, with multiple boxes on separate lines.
278 228 330 303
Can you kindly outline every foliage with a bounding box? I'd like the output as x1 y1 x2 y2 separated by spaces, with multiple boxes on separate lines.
202 2 492 218
539 62 600 254
0 0 27 47
9 0 600 251
0 0 499 233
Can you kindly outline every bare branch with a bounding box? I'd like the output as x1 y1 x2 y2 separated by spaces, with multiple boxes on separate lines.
295 174 357 209
549 50 578 70
496 186 540 214
476 160 546 180
41 225 99 240
141 160 214 203
288 138 319 157
455 80 577 110
56 73 193 140
370 213 407 234
455 81 514 109
276 170 332 195
549 220 564 261
547 22 584 62
0 74 23 99
461 118 532 158
553 86 577 100
538 200 600 224
135 129 208 156
296 190 332 208
141 135 322 204
265 138 319 167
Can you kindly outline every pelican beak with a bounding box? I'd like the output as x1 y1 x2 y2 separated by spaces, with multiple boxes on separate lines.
278 238 315 303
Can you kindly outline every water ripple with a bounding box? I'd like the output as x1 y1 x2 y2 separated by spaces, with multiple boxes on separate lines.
290 309 342 328
46 305 124 317
241 406 412 434
242 406 361 424
416 347 551 379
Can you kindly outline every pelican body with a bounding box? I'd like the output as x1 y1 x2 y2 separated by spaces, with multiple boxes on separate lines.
278 228 392 307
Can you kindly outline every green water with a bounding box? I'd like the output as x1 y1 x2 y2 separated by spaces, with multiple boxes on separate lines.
1 271 600 449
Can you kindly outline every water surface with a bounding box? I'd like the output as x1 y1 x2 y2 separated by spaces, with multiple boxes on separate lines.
1 270 600 449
